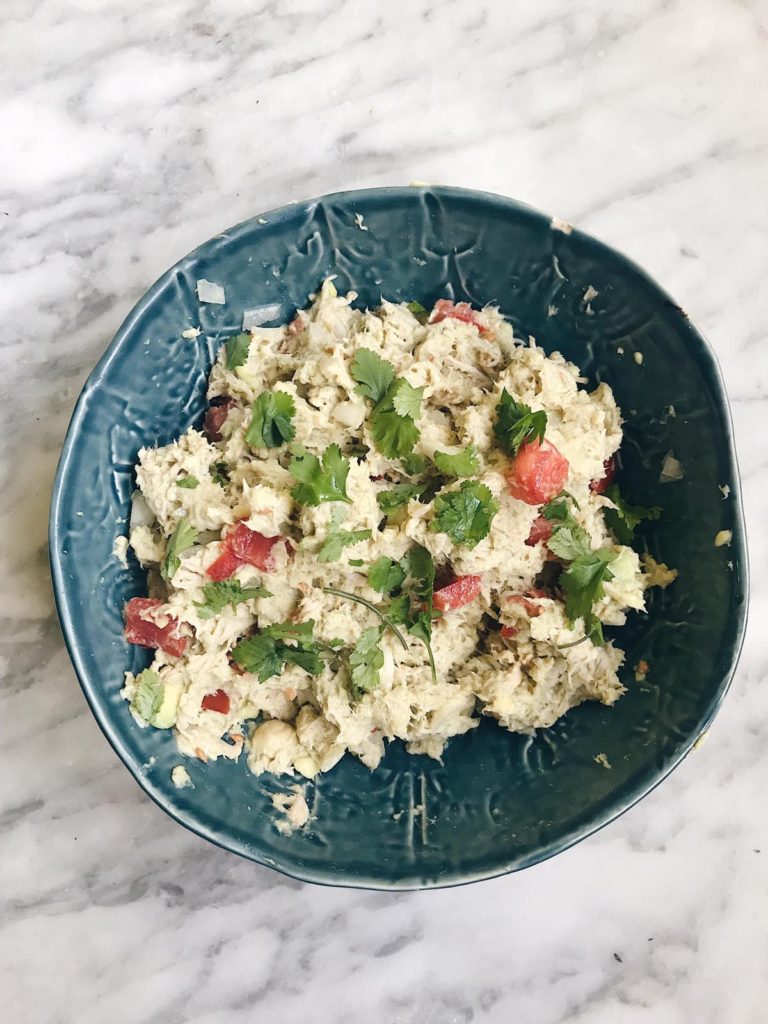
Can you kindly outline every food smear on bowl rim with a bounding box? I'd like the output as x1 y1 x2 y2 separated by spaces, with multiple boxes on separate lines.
119 278 675 782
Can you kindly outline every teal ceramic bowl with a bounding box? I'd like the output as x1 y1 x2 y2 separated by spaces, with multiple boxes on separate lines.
50 187 748 889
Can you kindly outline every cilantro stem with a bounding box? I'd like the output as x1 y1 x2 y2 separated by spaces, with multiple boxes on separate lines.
322 587 408 650
554 634 590 650
423 638 437 684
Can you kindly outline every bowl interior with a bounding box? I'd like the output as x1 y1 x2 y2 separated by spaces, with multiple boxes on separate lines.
50 187 747 888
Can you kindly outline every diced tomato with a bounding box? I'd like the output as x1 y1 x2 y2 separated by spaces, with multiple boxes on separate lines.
500 625 519 638
433 575 482 612
201 689 230 714
124 597 188 657
590 455 616 495
525 515 553 546
429 299 488 334
206 545 242 582
206 524 281 581
506 439 569 505
229 522 281 571
204 397 235 442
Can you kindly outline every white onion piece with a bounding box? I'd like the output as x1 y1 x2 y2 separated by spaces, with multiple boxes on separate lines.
196 279 226 304
130 491 154 529
242 303 282 329
659 451 684 483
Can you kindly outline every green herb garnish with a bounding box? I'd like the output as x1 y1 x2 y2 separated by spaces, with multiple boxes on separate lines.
603 485 661 544
177 475 199 489
433 446 480 478
212 461 230 486
317 528 372 563
322 587 408 649
289 444 352 506
225 332 251 371
231 619 325 682
246 390 296 449
431 481 499 548
349 626 385 699
407 301 429 325
161 517 198 580
350 348 395 403
376 482 426 514
194 580 271 620
493 389 547 455
368 556 406 595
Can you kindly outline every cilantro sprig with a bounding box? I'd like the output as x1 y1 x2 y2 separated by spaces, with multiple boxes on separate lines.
542 497 618 645
493 390 547 455
603 485 661 544
350 348 423 459
161 518 198 581
246 390 296 449
368 556 406 595
231 619 332 682
349 626 385 699
289 444 352 506
376 448 481 517
225 332 251 371
317 528 372 563
195 579 272 620
431 481 499 548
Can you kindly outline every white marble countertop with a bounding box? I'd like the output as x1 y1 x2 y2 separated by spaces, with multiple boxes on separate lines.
2 0 767 1021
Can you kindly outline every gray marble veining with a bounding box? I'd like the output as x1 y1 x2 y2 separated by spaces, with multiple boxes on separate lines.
1 0 767 1021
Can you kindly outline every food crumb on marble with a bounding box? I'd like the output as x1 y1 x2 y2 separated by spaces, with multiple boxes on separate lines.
719 483 731 499
181 327 201 340
354 212 368 231
714 529 733 547
594 753 612 769
633 351 644 365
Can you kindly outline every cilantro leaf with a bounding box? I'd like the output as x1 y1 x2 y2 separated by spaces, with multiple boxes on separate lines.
177 475 199 489
387 593 410 624
543 495 618 645
390 379 424 419
431 481 499 548
317 529 372 563
161 517 198 580
231 634 284 681
401 454 428 476
225 332 251 371
132 670 164 723
350 348 395 403
603 485 661 544
493 389 547 455
261 620 316 641
407 300 429 325
349 626 385 699
561 549 618 642
289 444 352 505
231 619 326 681
194 580 271 620
368 556 406 594
433 446 480 478
348 558 364 567
370 381 421 459
211 461 230 486
246 390 296 449
377 482 426 514
401 545 438 683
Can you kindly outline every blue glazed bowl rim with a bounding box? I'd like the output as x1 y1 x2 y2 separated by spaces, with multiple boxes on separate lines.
49 185 749 889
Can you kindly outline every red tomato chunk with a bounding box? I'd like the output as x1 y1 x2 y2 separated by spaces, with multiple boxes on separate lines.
206 524 281 580
429 299 487 333
433 575 482 612
507 588 548 617
229 522 280 570
506 439 569 505
201 689 230 714
590 455 616 495
124 597 188 657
